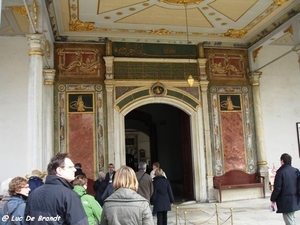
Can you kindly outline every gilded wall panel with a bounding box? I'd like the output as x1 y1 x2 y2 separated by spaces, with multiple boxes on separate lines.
206 49 249 86
54 43 106 83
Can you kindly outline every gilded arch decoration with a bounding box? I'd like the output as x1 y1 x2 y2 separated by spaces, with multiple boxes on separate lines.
115 83 200 111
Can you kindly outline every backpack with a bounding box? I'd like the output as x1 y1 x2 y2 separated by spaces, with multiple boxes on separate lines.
0 196 22 225
0 195 11 212
0 196 12 224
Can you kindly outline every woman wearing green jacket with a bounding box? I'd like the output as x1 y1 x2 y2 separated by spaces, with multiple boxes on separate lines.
73 175 102 225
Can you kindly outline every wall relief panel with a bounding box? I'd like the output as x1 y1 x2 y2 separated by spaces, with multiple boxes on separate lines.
54 43 106 83
206 49 249 86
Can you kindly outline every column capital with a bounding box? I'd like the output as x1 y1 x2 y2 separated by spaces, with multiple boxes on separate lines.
249 71 262 86
104 79 115 93
43 69 56 85
199 80 209 92
26 34 46 56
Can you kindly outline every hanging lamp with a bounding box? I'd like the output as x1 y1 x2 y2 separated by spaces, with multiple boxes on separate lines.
184 1 194 87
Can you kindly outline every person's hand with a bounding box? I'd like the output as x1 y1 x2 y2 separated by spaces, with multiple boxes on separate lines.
270 201 275 206
270 201 277 212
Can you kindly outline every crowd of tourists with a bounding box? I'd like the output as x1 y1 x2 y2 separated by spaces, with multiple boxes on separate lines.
0 153 174 225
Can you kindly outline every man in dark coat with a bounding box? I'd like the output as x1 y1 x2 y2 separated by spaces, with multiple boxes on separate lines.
105 163 116 183
93 171 108 206
24 153 88 225
270 153 300 225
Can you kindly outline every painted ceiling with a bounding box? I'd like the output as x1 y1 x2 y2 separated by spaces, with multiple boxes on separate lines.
1 0 300 48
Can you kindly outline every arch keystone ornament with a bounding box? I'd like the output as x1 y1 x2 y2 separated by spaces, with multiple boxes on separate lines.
151 83 166 96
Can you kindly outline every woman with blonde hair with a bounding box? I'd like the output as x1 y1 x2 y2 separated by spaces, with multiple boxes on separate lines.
100 166 154 225
73 175 102 225
151 168 174 225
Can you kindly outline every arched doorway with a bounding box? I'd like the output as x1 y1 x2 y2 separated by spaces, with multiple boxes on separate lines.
125 103 194 201
112 88 207 202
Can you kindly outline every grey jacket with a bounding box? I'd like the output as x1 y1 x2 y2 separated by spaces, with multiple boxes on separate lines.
136 171 153 202
100 188 154 225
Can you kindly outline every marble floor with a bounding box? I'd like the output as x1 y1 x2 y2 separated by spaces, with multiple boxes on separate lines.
154 197 300 225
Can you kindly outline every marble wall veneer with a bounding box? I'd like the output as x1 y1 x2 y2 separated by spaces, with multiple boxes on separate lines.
68 113 95 179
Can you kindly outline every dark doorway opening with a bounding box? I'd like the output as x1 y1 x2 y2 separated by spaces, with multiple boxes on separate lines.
125 103 194 202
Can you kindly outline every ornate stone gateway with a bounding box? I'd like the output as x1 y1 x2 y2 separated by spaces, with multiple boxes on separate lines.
54 41 263 202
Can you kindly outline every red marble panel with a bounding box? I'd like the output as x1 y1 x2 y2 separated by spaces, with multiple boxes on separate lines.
68 113 95 181
220 112 246 171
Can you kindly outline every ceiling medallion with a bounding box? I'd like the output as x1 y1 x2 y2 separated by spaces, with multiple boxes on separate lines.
159 0 203 6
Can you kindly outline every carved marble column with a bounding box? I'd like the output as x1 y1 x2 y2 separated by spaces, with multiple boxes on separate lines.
249 71 268 180
43 69 55 169
26 34 45 171
104 56 115 166
198 58 214 201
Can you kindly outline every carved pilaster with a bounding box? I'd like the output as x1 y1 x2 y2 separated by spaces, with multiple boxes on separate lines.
104 56 115 79
200 80 214 201
249 71 268 189
43 69 55 169
104 79 115 166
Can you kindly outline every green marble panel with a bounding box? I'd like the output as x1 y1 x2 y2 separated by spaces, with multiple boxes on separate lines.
113 42 197 58
132 90 150 99
114 62 197 80
117 90 150 110
117 95 134 109
167 90 198 109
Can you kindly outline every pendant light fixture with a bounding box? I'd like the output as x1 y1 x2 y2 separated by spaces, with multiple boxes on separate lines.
184 1 194 87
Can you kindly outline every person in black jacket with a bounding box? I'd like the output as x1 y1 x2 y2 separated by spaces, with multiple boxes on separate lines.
105 163 116 184
24 153 88 225
93 171 108 206
270 153 300 225
151 168 174 225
